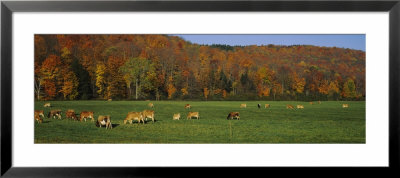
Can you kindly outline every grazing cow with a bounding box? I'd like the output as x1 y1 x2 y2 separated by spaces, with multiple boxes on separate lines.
34 110 45 118
96 115 112 129
124 112 144 124
184 104 191 109
227 112 240 120
173 113 181 120
286 104 294 109
34 112 43 123
66 109 78 120
240 104 247 108
187 112 200 120
257 104 261 109
148 103 154 108
80 111 94 122
310 102 314 105
297 105 304 109
342 104 349 108
142 110 155 123
48 110 62 119
43 103 51 107
265 104 270 108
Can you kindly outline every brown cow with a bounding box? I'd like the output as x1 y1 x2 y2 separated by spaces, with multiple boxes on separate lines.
66 109 78 120
286 104 294 109
96 115 112 129
318 101 321 104
124 112 144 124
342 104 349 108
240 104 247 108
264 104 270 108
148 103 154 108
34 110 45 118
297 105 304 109
309 102 314 105
227 112 240 120
184 104 191 109
173 113 181 120
80 111 94 122
142 110 155 123
187 112 200 120
34 112 43 123
48 110 62 119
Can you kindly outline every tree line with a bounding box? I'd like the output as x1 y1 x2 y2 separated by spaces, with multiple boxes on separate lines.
34 34 365 101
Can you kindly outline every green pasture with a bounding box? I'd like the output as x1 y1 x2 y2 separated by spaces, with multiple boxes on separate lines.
34 101 365 143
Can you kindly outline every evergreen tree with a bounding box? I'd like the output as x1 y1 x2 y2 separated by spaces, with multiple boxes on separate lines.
71 58 92 99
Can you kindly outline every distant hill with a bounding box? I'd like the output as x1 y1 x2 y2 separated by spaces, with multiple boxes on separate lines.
34 34 365 101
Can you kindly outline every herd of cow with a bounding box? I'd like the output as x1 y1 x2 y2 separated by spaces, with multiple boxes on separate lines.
34 102 199 129
34 101 350 129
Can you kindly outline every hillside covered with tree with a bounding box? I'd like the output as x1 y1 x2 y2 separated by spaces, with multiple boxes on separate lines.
34 34 365 101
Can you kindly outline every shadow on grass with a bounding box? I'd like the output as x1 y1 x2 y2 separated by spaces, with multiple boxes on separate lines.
119 120 160 126
95 123 121 129
145 119 160 124
36 121 51 124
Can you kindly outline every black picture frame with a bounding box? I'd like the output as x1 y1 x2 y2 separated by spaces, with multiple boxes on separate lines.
1 0 399 177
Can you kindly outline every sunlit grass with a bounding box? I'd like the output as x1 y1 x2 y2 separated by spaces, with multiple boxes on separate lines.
34 100 365 143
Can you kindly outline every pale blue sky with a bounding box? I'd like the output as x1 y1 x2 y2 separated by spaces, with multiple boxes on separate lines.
172 34 365 51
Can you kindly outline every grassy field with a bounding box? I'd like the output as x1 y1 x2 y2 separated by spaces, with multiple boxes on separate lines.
34 101 365 143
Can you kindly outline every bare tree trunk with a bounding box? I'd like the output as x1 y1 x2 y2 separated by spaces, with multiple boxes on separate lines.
127 84 131 99
129 85 132 99
34 79 41 100
135 79 138 100
156 89 160 101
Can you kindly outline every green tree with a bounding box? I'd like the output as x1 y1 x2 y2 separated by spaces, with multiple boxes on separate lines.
219 70 232 92
328 80 340 100
342 78 357 99
120 57 151 100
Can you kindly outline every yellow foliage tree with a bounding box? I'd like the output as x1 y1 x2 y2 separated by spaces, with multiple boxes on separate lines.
203 87 209 100
328 81 340 94
262 87 270 97
318 80 330 95
292 72 306 94
167 76 176 99
95 63 106 97
181 87 188 96
60 71 79 100
167 84 176 99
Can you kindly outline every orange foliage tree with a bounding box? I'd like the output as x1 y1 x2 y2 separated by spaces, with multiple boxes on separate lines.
34 34 365 101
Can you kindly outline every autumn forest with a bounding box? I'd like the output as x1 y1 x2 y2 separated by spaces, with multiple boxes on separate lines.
34 35 365 101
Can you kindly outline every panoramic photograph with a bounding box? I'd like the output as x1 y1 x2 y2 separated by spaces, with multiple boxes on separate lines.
34 34 366 143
